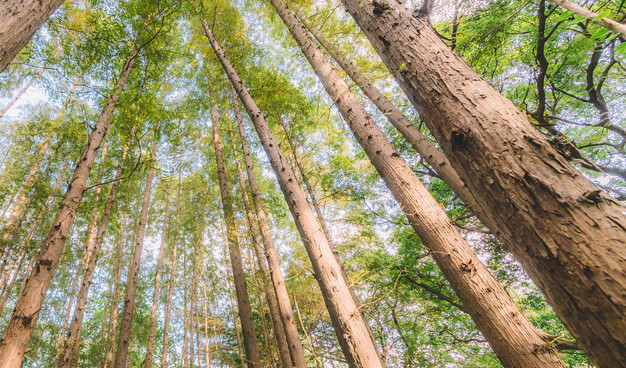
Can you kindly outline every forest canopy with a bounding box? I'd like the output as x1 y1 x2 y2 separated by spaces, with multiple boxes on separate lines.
0 0 625 367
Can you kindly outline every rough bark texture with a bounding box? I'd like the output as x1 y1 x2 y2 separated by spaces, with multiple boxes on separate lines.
232 85 307 368
0 45 139 368
548 0 626 37
202 18 383 368
342 1 626 366
272 2 567 367
113 124 159 368
0 0 64 72
296 12 478 212
104 212 127 368
145 172 173 366
211 108 262 368
228 102 295 368
57 134 132 368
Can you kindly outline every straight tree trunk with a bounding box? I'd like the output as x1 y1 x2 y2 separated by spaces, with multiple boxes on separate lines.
341 1 626 366
295 12 477 211
202 281 211 368
202 19 383 368
228 104 293 368
191 222 201 368
231 86 307 368
145 172 174 366
261 3 569 367
182 250 190 368
548 0 626 37
57 134 133 368
211 109 262 368
113 123 160 368
227 269 246 367
104 212 128 368
161 173 182 368
0 0 64 72
0 44 140 368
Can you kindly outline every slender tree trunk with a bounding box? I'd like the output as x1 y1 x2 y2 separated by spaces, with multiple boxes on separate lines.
161 172 182 368
231 85 307 368
228 106 293 368
272 3 569 368
195 290 203 368
191 221 201 368
183 250 190 368
342 1 626 366
145 171 174 366
0 54 56 118
0 0 64 72
103 212 128 368
202 281 211 368
58 133 133 368
211 108 262 368
113 123 160 368
293 295 322 368
0 45 139 368
548 0 626 37
203 19 382 368
226 249 245 367
295 12 477 212
1 73 81 249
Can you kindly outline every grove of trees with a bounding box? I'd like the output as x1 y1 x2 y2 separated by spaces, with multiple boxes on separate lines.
0 0 625 367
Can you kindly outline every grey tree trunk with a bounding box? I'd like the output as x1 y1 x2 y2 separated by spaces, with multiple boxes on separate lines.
342 1 626 366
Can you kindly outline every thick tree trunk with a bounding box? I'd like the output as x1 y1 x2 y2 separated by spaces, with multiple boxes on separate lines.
0 0 64 72
104 212 128 368
145 171 174 366
295 12 477 211
113 124 159 368
0 45 139 368
548 0 626 37
268 2 567 367
341 1 626 366
228 104 294 368
202 19 383 368
161 173 182 368
57 134 133 368
232 85 307 368
211 109 262 368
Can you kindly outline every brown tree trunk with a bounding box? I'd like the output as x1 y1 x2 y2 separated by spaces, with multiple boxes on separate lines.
231 85 307 368
202 280 211 368
113 123 160 368
202 19 383 368
145 170 174 366
0 45 140 368
548 0 626 37
229 108 294 368
161 173 182 368
182 249 190 368
211 108 262 368
227 269 246 367
104 212 128 368
294 12 477 212
0 0 64 72
57 133 133 368
267 2 568 367
342 1 626 366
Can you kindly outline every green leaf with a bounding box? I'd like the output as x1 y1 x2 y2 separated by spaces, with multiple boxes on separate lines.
400 63 406 71
556 10 574 22
590 27 609 40
615 42 626 56
360 0 365 6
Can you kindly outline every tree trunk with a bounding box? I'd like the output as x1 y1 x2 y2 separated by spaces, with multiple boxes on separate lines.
182 249 189 368
231 85 307 368
227 268 246 367
161 172 182 368
267 2 568 367
295 12 477 212
548 0 626 37
0 44 139 368
113 123 159 368
211 108 262 368
341 1 626 366
0 59 48 118
202 19 383 368
103 212 128 368
145 170 174 366
57 133 133 368
292 294 322 368
0 0 64 72
202 281 211 368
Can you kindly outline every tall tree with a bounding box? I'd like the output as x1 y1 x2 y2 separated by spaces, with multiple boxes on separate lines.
341 1 626 366
211 105 262 368
267 1 567 367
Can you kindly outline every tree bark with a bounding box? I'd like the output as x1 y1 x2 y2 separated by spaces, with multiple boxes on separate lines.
548 0 626 37
0 0 64 72
103 212 128 368
268 2 567 368
145 170 174 366
113 123 159 368
202 280 211 368
211 107 262 368
202 18 383 368
341 1 626 366
57 133 133 368
232 85 307 368
0 44 140 368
